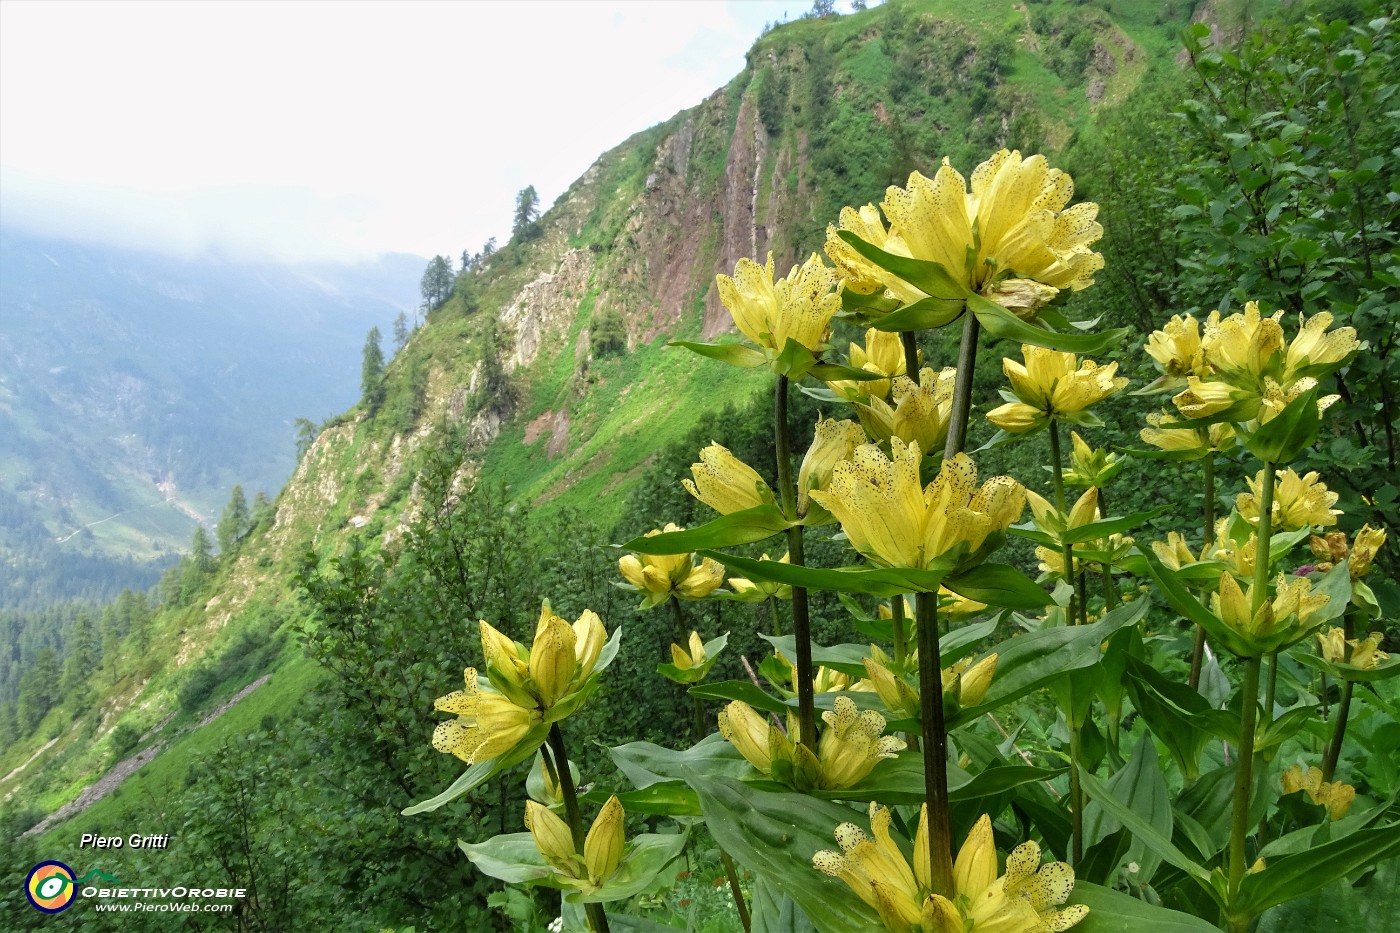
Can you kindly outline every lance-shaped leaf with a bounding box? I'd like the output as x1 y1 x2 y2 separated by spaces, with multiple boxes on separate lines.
1068 882 1224 932
699 549 958 596
609 733 753 789
1060 508 1167 545
1233 823 1400 918
1122 445 1211 462
836 230 971 303
1137 543 1252 657
621 505 793 553
670 340 767 369
1124 656 1234 782
871 296 969 332
1082 734 1175 881
967 292 1130 354
1294 650 1400 683
402 723 550 816
807 362 889 383
1078 767 1220 906
943 562 1052 608
949 598 1149 727
579 781 700 817
689 775 884 933
1243 387 1322 464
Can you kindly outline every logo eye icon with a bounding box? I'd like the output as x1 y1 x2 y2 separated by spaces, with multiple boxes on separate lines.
26 861 77 913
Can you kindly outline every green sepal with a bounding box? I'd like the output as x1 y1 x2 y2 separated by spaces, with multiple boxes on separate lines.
967 292 1130 354
1137 543 1254 657
1243 387 1322 463
620 505 792 553
670 339 767 369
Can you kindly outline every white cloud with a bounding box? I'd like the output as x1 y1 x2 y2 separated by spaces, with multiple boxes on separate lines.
0 0 827 263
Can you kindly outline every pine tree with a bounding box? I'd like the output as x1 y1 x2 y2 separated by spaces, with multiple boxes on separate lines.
217 485 250 554
513 186 541 240
392 311 410 353
361 327 385 413
16 647 58 733
60 611 98 694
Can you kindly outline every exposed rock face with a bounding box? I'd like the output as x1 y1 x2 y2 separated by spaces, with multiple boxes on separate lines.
500 249 594 373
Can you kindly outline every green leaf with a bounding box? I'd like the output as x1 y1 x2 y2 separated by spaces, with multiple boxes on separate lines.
670 340 766 369
836 230 971 302
967 292 1130 354
807 362 888 382
773 338 820 381
621 506 792 553
689 775 883 933
458 833 556 886
1243 387 1322 463
402 725 548 815
580 832 690 903
1078 767 1221 905
1294 650 1400 683
609 733 753 789
750 878 820 933
1137 544 1250 657
1122 445 1210 462
870 296 968 331
950 598 1149 727
1061 508 1167 545
1082 734 1175 881
699 550 957 596
943 562 1052 608
1069 882 1224 932
1235 822 1400 916
688 680 790 715
1124 656 1234 782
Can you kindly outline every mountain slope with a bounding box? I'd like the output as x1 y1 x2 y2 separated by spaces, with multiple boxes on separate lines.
0 231 422 605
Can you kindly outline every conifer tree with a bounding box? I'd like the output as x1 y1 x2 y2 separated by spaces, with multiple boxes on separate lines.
361 327 385 413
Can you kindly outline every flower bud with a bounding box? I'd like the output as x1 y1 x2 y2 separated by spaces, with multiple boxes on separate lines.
526 800 578 876
583 796 626 885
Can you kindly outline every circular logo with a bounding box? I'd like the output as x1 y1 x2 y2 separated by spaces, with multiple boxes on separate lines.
26 861 77 913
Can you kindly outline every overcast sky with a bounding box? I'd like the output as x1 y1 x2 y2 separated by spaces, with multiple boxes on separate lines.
0 0 865 265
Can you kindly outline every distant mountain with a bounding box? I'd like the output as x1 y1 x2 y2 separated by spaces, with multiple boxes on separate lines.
0 228 424 605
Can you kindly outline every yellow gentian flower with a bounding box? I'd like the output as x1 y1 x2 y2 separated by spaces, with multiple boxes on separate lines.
1212 572 1330 655
824 205 925 304
1283 311 1360 380
432 669 538 765
1280 764 1355 821
683 443 772 515
1350 525 1386 579
720 696 903 791
815 808 1088 933
799 417 867 514
826 327 912 401
987 344 1127 434
1145 313 1211 386
1140 410 1236 456
727 551 792 602
618 524 726 606
809 442 1025 570
1236 468 1340 532
716 252 841 354
524 795 630 891
670 631 707 671
856 367 957 456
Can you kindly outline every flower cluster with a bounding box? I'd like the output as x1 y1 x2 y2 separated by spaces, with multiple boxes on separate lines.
618 524 725 608
1280 764 1355 821
987 345 1127 435
718 696 904 791
814 807 1087 933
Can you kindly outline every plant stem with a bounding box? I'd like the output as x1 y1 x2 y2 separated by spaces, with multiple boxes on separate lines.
720 849 752 933
1069 719 1084 866
900 331 921 385
1322 679 1353 783
1227 655 1262 925
547 724 611 933
1189 454 1217 690
890 596 908 666
1048 422 1080 624
914 591 955 898
774 374 817 749
766 596 782 636
941 309 980 460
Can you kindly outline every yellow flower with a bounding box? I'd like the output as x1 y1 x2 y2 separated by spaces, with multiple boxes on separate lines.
670 631 708 671
1256 375 1340 424
525 799 578 876
1063 431 1123 488
1283 311 1360 381
1315 627 1347 665
1317 628 1390 671
1236 468 1339 532
824 205 925 304
716 252 841 354
432 669 538 765
815 809 1088 933
862 654 921 719
1025 487 1100 576
981 278 1060 320
1140 410 1236 455
618 525 726 605
1145 313 1210 385
1202 301 1286 385
1151 531 1199 571
1212 572 1330 654
1350 525 1386 579
727 551 792 602
1172 375 1253 420
717 700 778 774
800 417 867 513
1281 764 1355 821
683 443 772 515
524 795 630 890
879 151 1103 296
987 345 1128 434
826 327 912 401
810 443 1025 570
816 696 907 790
953 653 998 708
857 367 957 456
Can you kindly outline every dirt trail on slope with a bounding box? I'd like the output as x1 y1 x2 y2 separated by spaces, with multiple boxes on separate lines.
20 675 271 838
